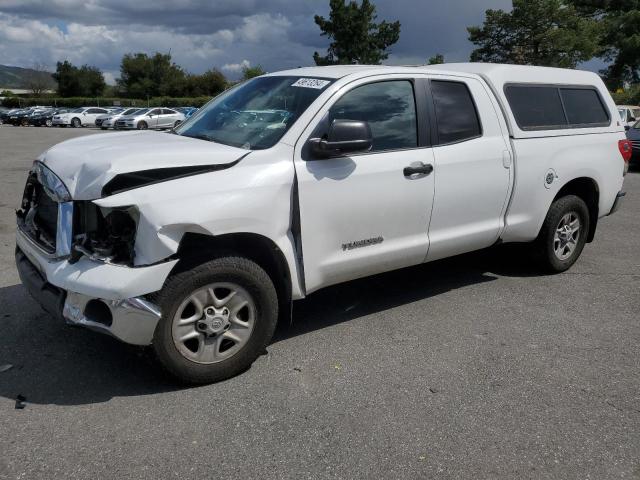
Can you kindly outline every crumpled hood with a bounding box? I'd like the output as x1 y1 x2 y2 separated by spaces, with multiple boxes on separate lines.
41 130 249 200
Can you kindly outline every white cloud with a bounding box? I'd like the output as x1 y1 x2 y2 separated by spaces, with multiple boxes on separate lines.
222 59 251 73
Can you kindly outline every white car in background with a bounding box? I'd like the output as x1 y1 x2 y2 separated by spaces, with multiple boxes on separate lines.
96 108 142 129
114 107 185 130
617 105 640 129
52 107 110 128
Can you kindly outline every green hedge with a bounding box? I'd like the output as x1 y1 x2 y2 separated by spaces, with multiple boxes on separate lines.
611 85 640 106
1 96 212 108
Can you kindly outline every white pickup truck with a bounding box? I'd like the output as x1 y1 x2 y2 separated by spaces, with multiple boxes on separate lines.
16 64 630 383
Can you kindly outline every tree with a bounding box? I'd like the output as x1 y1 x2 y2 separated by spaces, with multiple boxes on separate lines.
428 54 445 65
118 52 186 98
241 65 266 80
570 0 640 88
185 69 228 96
313 0 401 65
80 65 106 96
52 61 105 97
468 0 601 69
53 61 80 97
25 63 55 95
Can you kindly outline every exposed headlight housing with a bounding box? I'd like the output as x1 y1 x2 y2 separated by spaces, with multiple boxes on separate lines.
33 161 71 203
70 203 138 266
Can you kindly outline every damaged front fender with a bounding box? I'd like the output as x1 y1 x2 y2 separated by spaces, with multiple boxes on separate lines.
92 144 305 298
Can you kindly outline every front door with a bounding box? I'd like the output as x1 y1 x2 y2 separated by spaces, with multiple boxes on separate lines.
147 109 161 128
294 78 436 294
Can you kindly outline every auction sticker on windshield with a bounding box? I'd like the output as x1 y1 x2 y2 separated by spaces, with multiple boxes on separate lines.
291 78 331 89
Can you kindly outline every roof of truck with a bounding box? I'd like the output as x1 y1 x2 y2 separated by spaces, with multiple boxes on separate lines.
268 63 603 85
268 63 622 139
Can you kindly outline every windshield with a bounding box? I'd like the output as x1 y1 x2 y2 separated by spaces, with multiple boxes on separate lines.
122 108 138 115
132 108 149 116
175 76 333 150
71 108 85 113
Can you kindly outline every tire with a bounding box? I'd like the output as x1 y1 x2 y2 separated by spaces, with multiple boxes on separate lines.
45 119 52 127
137 120 148 130
174 120 181 128
100 127 107 130
532 195 590 273
71 117 81 128
153 256 279 384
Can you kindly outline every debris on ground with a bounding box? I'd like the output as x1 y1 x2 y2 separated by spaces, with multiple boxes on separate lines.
15 394 27 409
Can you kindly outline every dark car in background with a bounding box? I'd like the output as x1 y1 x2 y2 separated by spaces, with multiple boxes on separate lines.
0 108 20 125
626 120 640 166
7 107 52 126
29 108 71 127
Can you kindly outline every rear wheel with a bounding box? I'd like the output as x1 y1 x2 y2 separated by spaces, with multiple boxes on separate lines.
153 256 278 384
71 117 81 128
532 195 589 273
137 120 148 130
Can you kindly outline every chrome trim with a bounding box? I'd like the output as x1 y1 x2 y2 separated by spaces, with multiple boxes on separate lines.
56 202 73 257
63 292 162 345
16 225 58 261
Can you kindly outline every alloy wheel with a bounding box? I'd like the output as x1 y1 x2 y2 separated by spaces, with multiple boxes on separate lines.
553 212 581 261
171 283 256 364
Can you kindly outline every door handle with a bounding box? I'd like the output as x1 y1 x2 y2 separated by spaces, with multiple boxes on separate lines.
403 162 433 177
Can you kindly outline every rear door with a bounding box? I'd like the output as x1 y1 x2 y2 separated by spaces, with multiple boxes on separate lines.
425 77 513 261
294 76 436 293
162 109 178 128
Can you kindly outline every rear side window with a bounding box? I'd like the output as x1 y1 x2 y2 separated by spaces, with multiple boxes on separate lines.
329 80 418 152
431 80 482 144
560 89 609 126
505 86 567 130
505 85 610 130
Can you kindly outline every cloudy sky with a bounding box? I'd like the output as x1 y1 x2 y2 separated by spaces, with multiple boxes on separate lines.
0 0 514 82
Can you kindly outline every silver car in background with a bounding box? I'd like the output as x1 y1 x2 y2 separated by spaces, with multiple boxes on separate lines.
114 107 185 130
97 107 143 129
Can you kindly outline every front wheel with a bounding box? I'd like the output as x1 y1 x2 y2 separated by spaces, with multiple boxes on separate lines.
137 120 148 130
45 119 52 127
71 117 81 128
532 195 589 273
153 256 278 384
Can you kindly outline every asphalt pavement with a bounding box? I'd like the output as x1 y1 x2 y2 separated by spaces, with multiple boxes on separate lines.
0 126 639 479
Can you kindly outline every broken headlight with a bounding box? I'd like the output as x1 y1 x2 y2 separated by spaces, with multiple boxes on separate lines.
70 203 138 266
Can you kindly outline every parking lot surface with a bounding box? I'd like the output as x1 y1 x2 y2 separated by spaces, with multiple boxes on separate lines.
0 126 639 479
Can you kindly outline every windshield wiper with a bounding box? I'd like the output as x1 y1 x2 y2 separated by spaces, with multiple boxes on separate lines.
182 133 214 142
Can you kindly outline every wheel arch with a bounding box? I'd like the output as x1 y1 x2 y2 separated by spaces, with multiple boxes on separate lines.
170 232 293 323
552 177 599 243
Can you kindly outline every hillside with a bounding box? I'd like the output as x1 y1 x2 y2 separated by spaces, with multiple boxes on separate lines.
0 64 56 89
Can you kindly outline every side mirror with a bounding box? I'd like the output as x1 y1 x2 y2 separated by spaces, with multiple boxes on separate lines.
625 125 631 131
309 119 373 158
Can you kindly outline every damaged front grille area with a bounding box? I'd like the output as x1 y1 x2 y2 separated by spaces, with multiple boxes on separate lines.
17 171 60 254
17 167 138 265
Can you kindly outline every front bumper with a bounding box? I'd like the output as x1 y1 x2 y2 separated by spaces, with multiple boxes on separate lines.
16 228 177 345
51 118 70 126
